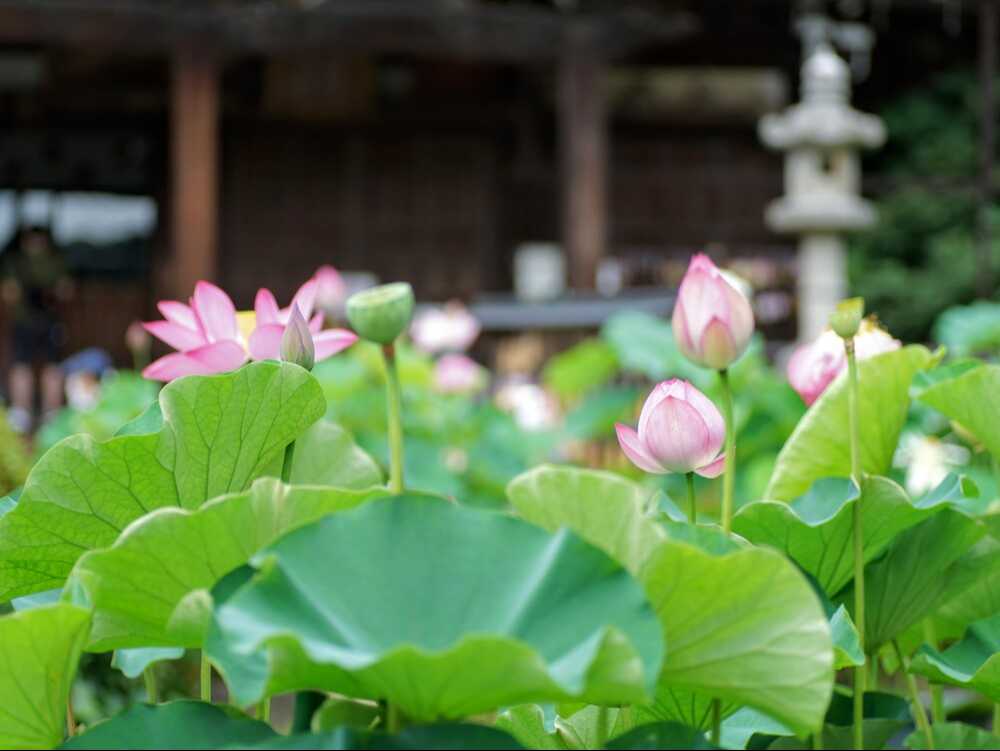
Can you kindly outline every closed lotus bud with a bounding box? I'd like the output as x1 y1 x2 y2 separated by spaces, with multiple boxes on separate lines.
280 306 315 371
346 282 415 345
787 319 900 406
672 254 755 370
830 297 864 339
615 379 725 477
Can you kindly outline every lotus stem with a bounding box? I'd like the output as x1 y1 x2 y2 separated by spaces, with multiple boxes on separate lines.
718 369 735 535
382 343 405 493
710 698 721 746
686 472 697 526
923 620 945 724
200 652 212 703
258 698 271 724
595 706 611 746
66 699 77 737
812 730 824 750
893 639 934 750
846 338 866 751
143 665 158 703
385 701 402 734
281 441 296 484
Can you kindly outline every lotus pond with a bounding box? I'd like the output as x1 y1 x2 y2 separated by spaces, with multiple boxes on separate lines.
1 257 999 750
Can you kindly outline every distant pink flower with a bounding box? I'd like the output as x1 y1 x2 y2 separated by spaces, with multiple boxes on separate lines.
248 278 358 362
143 281 249 382
787 321 900 406
672 254 755 370
314 264 347 319
410 301 480 354
434 354 488 394
615 379 726 477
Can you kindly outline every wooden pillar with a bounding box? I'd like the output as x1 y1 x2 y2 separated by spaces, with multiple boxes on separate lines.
559 32 607 290
170 50 220 297
978 0 997 297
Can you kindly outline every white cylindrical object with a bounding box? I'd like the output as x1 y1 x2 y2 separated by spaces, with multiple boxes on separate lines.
797 233 847 342
513 242 566 302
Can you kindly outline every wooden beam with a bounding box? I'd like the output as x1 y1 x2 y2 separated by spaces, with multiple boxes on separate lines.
559 31 608 290
170 49 219 298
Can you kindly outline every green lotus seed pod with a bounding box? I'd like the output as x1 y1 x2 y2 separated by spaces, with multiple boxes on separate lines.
346 282 415 345
830 297 864 339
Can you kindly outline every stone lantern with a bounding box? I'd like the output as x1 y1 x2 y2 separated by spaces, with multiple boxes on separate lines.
759 42 885 341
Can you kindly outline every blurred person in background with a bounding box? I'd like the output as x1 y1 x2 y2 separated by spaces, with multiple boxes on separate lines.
1 225 74 432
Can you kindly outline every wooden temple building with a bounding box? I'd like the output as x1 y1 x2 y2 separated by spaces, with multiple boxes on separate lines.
0 0 983 364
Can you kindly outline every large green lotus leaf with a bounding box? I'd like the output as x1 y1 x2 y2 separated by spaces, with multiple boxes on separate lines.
59 701 274 749
916 362 1000 458
507 465 664 575
829 605 864 670
905 722 1000 750
605 722 717 749
841 509 987 649
289 420 383 488
769 692 910 750
111 647 185 678
496 705 568 750
206 496 664 718
0 603 90 749
507 466 833 737
734 475 951 595
909 614 1000 701
935 518 1000 627
0 361 325 601
718 707 794 750
66 478 386 651
766 346 934 501
635 686 737 733
241 724 525 750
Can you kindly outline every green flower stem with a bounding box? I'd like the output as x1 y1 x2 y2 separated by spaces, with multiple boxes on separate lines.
382 343 405 494
281 441 296 484
812 731 824 750
595 706 611 746
718 369 736 535
258 698 271 724
846 338 866 751
923 620 946 724
200 652 211 703
66 700 77 737
143 665 158 704
893 640 934 750
710 698 721 746
686 472 697 526
620 705 633 732
385 702 402 734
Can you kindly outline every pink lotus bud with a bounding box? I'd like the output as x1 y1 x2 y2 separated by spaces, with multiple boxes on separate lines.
787 320 900 406
410 301 481 355
672 254 755 370
615 379 725 477
280 306 315 371
434 354 488 395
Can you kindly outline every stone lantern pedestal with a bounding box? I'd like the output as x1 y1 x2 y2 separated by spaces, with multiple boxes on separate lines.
759 43 885 341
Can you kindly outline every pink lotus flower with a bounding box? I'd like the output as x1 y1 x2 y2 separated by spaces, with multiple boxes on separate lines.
143 275 358 382
787 320 900 406
434 354 488 394
248 278 358 362
143 281 249 381
672 254 755 370
615 379 726 477
410 301 481 355
314 264 347 320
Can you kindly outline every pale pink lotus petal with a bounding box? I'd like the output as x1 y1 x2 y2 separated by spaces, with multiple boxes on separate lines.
671 300 695 356
285 279 318 322
410 303 481 354
676 255 730 336
787 331 846 406
192 281 238 343
644 396 716 473
723 280 756 350
255 289 281 326
186 340 248 373
308 312 324 334
143 352 217 382
315 265 346 310
248 323 285 361
142 320 206 352
680 381 725 453
434 353 487 394
157 300 199 331
855 326 901 360
695 454 726 479
699 317 739 370
615 423 666 474
637 379 685 439
313 328 358 360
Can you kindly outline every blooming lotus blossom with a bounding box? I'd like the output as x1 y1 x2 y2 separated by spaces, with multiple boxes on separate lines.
895 433 970 497
247 278 358 363
314 264 347 320
787 320 900 406
615 379 725 477
143 281 249 381
434 354 488 394
410 301 481 355
495 380 560 432
672 254 755 370
143 275 358 382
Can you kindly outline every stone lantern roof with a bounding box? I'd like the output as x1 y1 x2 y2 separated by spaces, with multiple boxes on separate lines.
759 43 885 150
